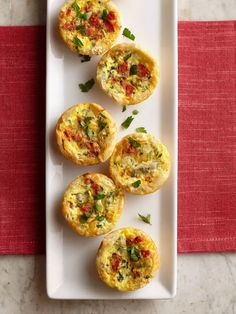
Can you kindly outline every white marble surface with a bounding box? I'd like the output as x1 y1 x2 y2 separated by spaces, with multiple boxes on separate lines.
0 0 236 313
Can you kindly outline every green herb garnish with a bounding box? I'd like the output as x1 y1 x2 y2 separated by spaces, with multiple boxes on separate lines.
80 116 93 137
79 78 95 92
101 9 108 20
138 213 151 225
72 2 80 16
127 246 140 262
117 272 124 282
94 203 101 213
79 214 88 224
130 64 137 75
132 110 139 115
122 105 127 112
96 215 105 222
124 53 132 61
133 180 141 188
77 25 86 35
122 27 135 41
129 137 141 148
94 192 105 200
79 12 90 20
80 55 91 63
73 36 84 47
121 116 134 129
136 127 147 133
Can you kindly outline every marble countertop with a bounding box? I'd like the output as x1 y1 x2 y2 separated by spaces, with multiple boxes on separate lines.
0 1 236 313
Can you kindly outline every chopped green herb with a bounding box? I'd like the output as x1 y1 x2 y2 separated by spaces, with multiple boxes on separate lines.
80 55 91 63
158 153 162 158
94 203 101 213
79 12 90 20
72 2 80 16
127 246 140 262
145 275 151 279
122 105 127 112
117 271 124 282
121 116 134 129
101 9 108 20
77 25 86 35
138 213 151 225
79 78 95 92
79 214 88 224
94 192 105 200
122 27 135 41
132 110 139 115
130 64 137 75
99 121 107 132
129 137 141 148
96 215 105 222
80 116 93 137
136 127 147 133
133 180 141 188
73 36 84 47
97 224 102 228
124 53 132 61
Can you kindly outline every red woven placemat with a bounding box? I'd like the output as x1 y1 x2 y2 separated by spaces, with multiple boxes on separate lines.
0 22 235 254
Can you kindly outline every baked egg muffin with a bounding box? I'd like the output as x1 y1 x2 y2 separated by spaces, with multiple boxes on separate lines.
62 173 124 237
55 103 117 165
59 0 121 55
96 43 159 105
109 133 171 194
96 227 160 291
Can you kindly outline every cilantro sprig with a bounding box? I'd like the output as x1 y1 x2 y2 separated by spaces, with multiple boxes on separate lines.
79 78 95 92
123 27 135 41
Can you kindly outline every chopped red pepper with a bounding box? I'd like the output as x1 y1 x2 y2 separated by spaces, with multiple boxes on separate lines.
80 202 92 213
107 11 116 21
85 4 92 12
141 249 151 258
134 236 142 244
137 64 150 78
89 13 101 28
111 253 122 271
118 62 128 74
64 21 76 31
91 182 101 194
66 8 72 16
125 84 135 96
104 20 115 32
126 145 137 154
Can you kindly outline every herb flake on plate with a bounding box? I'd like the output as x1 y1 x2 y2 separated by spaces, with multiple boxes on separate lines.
122 105 127 112
122 27 135 41
132 109 139 115
121 116 134 129
136 127 147 133
79 78 95 92
138 213 151 225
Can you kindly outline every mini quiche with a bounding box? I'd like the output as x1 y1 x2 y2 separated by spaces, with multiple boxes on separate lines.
59 0 121 55
96 228 160 291
62 173 124 237
55 103 117 165
109 133 171 194
96 43 159 105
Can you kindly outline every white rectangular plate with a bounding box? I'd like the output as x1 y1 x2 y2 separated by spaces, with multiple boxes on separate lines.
46 0 177 299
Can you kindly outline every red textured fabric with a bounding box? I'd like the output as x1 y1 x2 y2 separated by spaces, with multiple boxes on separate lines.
178 21 236 252
0 22 235 254
0 26 45 254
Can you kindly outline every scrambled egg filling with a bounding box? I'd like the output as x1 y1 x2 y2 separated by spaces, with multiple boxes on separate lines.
101 51 152 100
59 0 120 53
64 174 121 233
59 105 111 160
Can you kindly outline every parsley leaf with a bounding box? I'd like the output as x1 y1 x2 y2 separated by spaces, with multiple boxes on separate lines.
132 109 139 115
124 53 132 61
94 192 105 200
72 2 80 16
130 64 137 75
122 105 127 112
79 78 95 92
133 180 141 188
121 116 134 129
138 214 151 225
129 137 141 148
77 25 86 35
127 246 140 262
73 36 84 47
80 55 91 63
122 27 135 41
136 127 147 133
101 9 108 20
79 214 88 224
